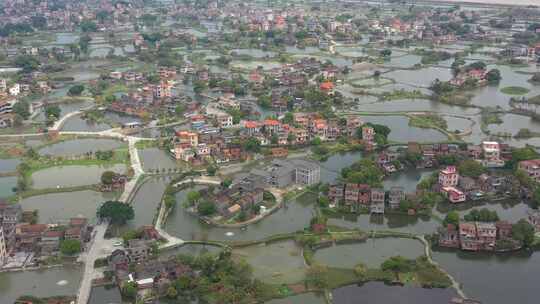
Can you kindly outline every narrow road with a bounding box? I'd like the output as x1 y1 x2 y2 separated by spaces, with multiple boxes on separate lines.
76 223 108 304
77 134 146 304
418 235 467 299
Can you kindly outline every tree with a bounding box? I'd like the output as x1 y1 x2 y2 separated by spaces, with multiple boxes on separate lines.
354 262 368 280
318 196 330 208
443 211 460 227
221 178 232 189
282 112 294 124
186 190 201 206
121 281 138 299
97 201 134 225
166 286 178 299
31 16 47 29
381 256 414 273
244 137 261 152
60 239 81 255
80 20 97 32
13 100 31 119
206 165 217 176
458 160 486 178
532 187 540 209
79 35 92 54
96 10 110 24
197 200 216 216
68 84 85 96
463 208 499 222
101 171 116 185
341 159 383 187
45 104 61 122
13 55 40 72
311 137 322 146
380 49 392 57
305 264 329 289
486 69 501 84
511 219 535 247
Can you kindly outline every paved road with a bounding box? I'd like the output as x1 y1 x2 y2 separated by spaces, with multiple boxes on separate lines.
77 223 116 304
77 135 146 304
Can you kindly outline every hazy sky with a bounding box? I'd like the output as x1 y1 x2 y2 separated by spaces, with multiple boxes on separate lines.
430 0 538 6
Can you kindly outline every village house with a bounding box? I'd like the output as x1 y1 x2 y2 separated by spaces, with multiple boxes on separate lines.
439 166 459 187
126 239 153 263
459 222 480 251
101 173 128 192
480 141 505 168
518 159 540 183
0 227 7 266
441 186 466 204
388 187 405 210
438 224 460 248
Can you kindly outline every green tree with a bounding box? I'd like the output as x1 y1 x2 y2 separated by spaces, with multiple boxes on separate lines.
13 100 31 119
341 159 383 187
380 49 392 57
68 84 85 96
60 239 81 255
13 55 40 72
101 171 116 185
458 160 486 178
463 208 499 222
532 187 540 209
186 190 201 206
166 286 178 299
381 256 414 273
197 200 216 216
305 264 329 289
244 137 261 153
511 219 535 247
443 211 460 227
96 10 110 24
97 201 134 225
486 69 502 84
206 165 217 176
80 20 97 32
221 178 232 189
121 281 138 299
45 104 61 123
354 262 368 281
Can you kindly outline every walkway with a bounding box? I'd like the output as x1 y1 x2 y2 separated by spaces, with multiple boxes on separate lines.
77 133 147 304
153 176 222 250
76 223 108 304
418 235 467 299
173 176 222 187
50 104 94 131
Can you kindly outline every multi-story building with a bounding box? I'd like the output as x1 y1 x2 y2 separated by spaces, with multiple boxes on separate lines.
216 113 233 128
362 126 375 142
291 159 320 186
459 222 480 251
153 81 172 99
126 239 153 263
439 166 459 187
175 131 198 147
0 202 22 249
388 187 404 209
476 222 496 250
481 141 505 167
518 159 540 183
0 226 7 266
371 188 385 208
441 186 466 203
